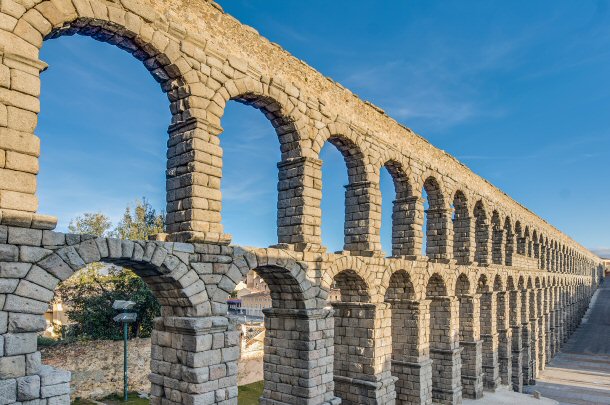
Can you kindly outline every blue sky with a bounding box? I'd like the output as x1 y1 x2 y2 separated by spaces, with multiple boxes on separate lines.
37 1 610 257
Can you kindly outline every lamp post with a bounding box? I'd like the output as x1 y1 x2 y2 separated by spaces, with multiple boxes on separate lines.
113 300 137 402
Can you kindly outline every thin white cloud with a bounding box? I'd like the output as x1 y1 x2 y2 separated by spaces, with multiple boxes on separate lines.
222 175 274 204
590 248 610 259
335 16 562 132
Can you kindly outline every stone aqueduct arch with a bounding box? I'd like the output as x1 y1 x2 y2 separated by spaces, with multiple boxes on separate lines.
0 0 604 404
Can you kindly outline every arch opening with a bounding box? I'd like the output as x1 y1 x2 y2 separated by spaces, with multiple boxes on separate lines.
329 269 384 404
227 264 318 403
380 161 411 257
39 29 170 231
220 101 281 247
15 237 205 402
320 137 367 254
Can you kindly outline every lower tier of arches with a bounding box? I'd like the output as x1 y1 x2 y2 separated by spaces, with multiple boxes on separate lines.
0 227 600 405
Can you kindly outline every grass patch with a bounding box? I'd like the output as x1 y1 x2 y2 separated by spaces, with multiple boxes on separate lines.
72 399 98 405
37 335 60 347
72 392 149 404
238 381 264 405
102 393 149 405
71 383 265 405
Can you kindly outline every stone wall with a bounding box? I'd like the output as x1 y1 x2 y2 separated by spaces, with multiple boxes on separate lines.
41 338 152 400
40 338 265 400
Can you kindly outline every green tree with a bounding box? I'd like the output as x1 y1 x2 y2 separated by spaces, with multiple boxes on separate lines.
55 198 165 340
68 212 112 237
113 198 164 240
56 265 160 339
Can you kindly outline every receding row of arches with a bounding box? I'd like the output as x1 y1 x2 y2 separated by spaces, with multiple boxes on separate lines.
23 8 595 276
11 231 596 405
212 92 595 273
218 96 595 275
327 268 594 404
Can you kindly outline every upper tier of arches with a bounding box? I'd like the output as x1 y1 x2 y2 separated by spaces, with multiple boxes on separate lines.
0 0 601 274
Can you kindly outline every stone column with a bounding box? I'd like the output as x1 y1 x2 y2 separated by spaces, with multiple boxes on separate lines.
517 236 526 255
539 243 546 270
533 240 540 268
0 52 58 230
568 291 576 336
391 196 424 257
552 304 560 356
390 299 433 405
496 291 512 386
343 181 383 257
332 302 396 404
538 289 547 370
562 289 569 345
552 294 558 355
546 288 555 362
480 292 500 390
166 123 231 244
150 316 240 405
429 296 462 404
528 289 539 383
425 208 453 261
496 291 512 385
457 295 483 399
475 215 491 266
509 290 523 392
0 296 70 403
276 157 324 252
520 289 533 386
261 308 339 405
572 287 580 333
452 212 475 265
567 293 573 337
492 227 504 265
558 292 566 349
505 229 515 266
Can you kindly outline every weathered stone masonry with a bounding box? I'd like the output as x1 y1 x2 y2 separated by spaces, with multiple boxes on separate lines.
0 0 604 404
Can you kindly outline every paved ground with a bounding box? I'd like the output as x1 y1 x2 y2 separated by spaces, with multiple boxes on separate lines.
464 385 558 404
524 281 610 405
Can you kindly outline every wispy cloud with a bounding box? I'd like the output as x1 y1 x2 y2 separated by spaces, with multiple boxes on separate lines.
458 133 610 163
340 56 504 130
42 37 164 105
590 247 610 259
222 175 274 204
335 15 562 132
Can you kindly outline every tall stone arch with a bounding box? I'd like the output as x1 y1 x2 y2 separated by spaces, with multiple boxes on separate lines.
2 0 232 244
0 229 214 404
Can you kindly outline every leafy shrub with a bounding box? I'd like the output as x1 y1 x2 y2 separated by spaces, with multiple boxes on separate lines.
55 264 160 340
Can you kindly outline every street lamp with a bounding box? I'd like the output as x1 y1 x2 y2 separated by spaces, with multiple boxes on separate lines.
113 300 137 402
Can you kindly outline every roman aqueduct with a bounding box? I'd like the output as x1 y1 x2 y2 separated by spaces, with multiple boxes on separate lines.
0 0 605 404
